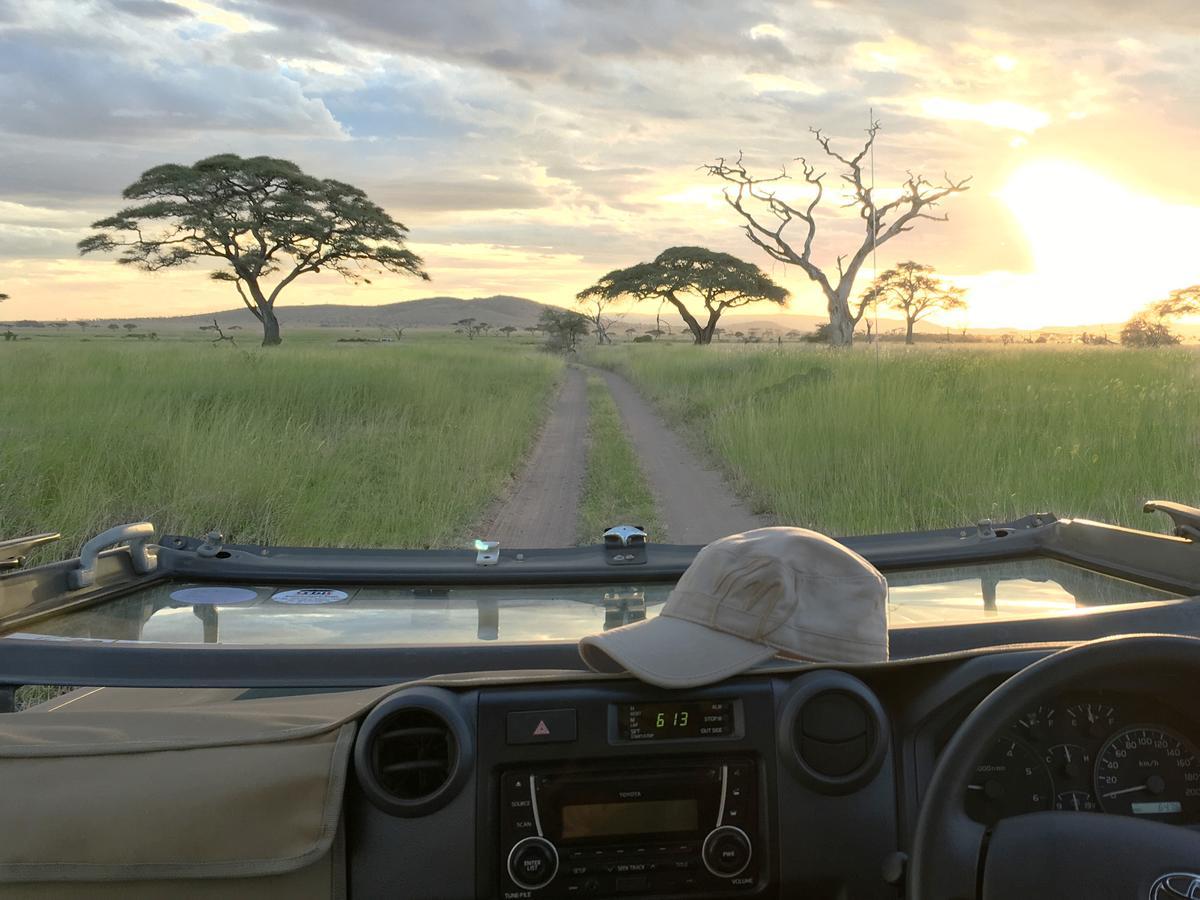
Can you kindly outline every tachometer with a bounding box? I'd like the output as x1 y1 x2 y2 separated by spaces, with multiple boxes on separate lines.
1095 726 1200 821
966 736 1054 824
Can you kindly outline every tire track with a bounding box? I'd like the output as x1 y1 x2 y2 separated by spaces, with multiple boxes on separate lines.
480 366 588 548
594 367 770 544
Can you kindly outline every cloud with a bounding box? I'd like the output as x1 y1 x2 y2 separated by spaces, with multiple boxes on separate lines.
2 0 1200 326
107 0 193 19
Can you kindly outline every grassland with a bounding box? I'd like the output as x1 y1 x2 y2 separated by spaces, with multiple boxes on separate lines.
1 334 560 560
580 343 1200 535
577 374 661 543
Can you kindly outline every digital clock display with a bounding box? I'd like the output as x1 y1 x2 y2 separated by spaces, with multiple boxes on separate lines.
616 700 734 741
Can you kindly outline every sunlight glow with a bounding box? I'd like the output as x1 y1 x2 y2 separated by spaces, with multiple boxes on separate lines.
173 0 271 33
921 97 1050 133
966 160 1200 328
749 23 786 40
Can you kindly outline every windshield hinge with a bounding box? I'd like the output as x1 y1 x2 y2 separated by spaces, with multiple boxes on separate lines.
1144 500 1200 541
0 532 61 571
196 530 226 558
67 522 157 589
474 539 500 566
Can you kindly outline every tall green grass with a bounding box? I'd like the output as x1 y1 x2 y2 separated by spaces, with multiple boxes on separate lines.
580 343 1200 535
1 339 560 558
577 375 661 544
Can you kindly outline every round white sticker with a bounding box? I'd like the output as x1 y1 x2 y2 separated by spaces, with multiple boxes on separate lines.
270 588 350 605
169 586 258 605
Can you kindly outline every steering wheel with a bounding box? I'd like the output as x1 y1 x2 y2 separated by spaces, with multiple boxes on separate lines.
910 634 1200 899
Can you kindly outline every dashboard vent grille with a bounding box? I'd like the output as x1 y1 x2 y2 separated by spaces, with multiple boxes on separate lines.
370 708 457 802
794 690 873 777
779 672 889 794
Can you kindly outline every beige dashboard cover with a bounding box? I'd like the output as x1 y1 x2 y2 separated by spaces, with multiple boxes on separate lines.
0 687 392 898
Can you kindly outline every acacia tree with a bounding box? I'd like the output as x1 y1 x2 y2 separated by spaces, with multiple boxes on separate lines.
705 122 970 346
1117 284 1200 348
1150 285 1200 319
538 307 590 352
577 246 788 345
0 293 8 302
79 154 428 346
575 289 622 344
862 261 967 344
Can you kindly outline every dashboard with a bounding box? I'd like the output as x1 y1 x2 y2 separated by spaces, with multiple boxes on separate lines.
965 691 1200 826
35 641 1200 898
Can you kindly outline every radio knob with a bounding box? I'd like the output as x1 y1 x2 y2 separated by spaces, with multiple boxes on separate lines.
507 836 559 890
702 826 752 878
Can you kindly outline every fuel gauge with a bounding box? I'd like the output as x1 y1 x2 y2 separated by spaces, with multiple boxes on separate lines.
1017 705 1056 742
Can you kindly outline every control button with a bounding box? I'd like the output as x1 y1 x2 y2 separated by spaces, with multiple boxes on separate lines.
507 836 559 890
702 826 752 879
724 804 747 824
507 709 578 745
567 864 589 877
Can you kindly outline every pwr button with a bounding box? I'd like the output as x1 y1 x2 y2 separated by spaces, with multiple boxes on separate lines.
506 709 578 744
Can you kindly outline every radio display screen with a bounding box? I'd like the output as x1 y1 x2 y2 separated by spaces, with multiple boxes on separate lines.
616 700 734 741
560 799 698 839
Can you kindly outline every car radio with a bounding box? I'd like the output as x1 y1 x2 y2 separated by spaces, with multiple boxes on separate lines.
499 759 759 897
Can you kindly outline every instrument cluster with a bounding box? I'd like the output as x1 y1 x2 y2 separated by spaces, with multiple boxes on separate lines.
965 692 1200 826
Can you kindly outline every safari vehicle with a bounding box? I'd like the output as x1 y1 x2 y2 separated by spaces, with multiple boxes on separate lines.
3 504 1200 899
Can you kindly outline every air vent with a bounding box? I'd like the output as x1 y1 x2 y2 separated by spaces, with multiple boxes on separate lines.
372 708 455 800
355 688 473 817
778 671 889 794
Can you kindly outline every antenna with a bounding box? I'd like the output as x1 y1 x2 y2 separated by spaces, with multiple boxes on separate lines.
869 108 883 529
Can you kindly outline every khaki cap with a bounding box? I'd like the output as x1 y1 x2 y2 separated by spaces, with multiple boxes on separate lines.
579 527 888 688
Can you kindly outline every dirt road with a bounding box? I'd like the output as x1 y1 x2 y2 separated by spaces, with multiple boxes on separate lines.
596 367 770 544
482 366 588 547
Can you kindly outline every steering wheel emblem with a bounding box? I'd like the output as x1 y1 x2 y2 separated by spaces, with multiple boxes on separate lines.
1149 872 1200 900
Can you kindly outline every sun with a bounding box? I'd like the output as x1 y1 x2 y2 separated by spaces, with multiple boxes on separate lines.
986 160 1200 327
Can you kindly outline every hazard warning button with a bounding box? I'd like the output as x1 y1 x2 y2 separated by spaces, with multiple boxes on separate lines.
506 709 578 745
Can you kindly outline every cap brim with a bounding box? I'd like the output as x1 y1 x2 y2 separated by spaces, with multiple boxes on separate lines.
578 615 777 689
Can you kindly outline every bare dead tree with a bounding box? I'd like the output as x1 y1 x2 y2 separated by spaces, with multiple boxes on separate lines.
208 318 237 347
705 122 971 346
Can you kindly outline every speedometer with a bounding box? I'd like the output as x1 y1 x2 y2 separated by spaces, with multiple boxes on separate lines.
1095 726 1200 821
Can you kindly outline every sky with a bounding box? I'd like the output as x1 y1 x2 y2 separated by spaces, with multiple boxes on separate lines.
2 0 1200 329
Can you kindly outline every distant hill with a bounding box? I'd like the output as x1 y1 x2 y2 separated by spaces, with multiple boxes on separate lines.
111 295 558 331
39 294 1196 339
96 295 884 336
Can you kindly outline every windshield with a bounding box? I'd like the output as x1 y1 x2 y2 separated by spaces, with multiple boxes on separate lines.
11 561 1184 646
2 2 1198 641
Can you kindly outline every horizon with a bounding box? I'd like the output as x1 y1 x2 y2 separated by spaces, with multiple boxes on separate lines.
4 1 1200 329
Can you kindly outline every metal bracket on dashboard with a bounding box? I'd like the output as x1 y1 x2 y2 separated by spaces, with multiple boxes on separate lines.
604 524 648 566
474 539 500 566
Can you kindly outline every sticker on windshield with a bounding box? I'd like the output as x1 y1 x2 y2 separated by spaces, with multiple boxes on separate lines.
169 586 258 605
270 588 350 605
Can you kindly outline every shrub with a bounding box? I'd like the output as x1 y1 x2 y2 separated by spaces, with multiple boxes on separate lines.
1120 315 1180 348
